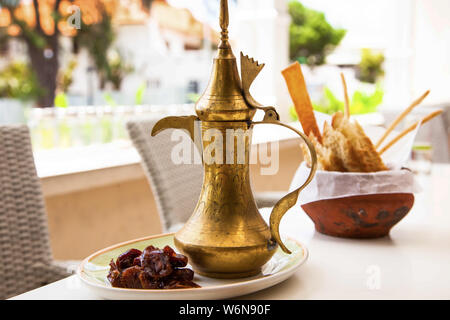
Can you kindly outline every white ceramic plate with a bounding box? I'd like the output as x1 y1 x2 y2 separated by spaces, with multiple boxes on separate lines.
77 233 308 300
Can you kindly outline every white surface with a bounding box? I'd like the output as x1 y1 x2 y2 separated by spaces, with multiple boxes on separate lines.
0 99 26 125
34 142 141 178
12 164 450 300
290 163 419 205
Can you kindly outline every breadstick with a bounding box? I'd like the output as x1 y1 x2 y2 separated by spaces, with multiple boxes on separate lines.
379 109 442 155
375 90 430 149
282 62 322 144
340 73 350 119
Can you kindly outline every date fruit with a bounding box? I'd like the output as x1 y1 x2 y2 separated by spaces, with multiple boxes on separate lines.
107 245 200 289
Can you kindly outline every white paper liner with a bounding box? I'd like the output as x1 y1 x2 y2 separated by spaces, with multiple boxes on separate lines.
289 162 421 205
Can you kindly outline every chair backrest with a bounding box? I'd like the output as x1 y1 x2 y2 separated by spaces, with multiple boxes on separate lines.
0 125 66 299
126 118 203 232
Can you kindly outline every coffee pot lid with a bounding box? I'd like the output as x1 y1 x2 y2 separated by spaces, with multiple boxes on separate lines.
195 0 256 122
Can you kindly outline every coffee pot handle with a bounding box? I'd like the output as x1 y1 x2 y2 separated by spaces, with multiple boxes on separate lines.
252 119 318 254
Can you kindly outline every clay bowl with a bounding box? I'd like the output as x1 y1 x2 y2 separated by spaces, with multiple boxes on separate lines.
301 193 414 239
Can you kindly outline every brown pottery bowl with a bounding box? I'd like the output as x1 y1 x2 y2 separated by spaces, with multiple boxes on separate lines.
301 193 415 238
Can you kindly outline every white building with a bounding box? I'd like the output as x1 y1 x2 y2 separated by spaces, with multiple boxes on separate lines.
68 0 218 106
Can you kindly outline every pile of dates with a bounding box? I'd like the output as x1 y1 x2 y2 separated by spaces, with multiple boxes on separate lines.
107 245 200 289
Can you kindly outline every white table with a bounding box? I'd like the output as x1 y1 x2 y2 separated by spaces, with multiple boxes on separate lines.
11 164 450 300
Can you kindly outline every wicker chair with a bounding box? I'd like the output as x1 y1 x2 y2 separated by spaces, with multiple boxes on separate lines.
0 125 71 299
126 118 282 233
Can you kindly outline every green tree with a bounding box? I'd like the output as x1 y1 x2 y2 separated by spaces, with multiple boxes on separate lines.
0 0 65 107
356 48 385 84
0 61 44 101
0 0 114 107
0 0 153 107
289 1 346 66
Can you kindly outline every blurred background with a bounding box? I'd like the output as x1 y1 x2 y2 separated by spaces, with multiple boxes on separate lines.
1 0 449 259
1 0 449 154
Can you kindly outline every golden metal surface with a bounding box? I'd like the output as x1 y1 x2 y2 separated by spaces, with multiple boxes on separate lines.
195 0 254 122
151 115 198 141
175 121 276 278
151 0 318 278
240 53 265 109
252 121 318 254
240 53 280 121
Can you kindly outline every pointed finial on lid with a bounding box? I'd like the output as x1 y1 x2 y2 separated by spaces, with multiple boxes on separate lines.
219 0 230 49
195 0 255 121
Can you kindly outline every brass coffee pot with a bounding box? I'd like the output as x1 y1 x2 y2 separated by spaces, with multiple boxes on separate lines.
152 0 317 278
